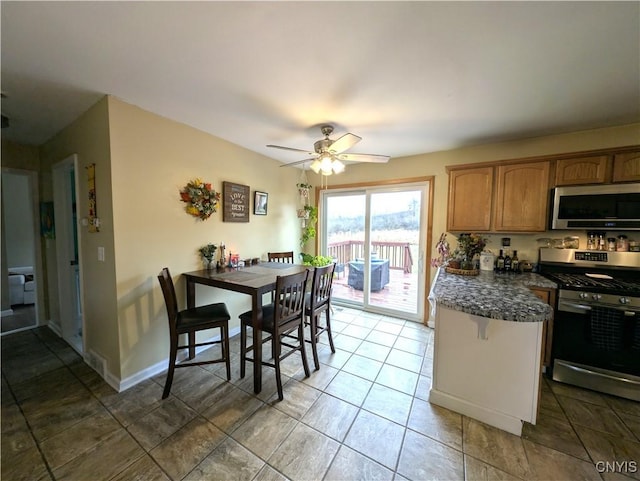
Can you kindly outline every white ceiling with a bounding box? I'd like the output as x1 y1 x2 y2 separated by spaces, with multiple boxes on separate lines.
2 1 639 165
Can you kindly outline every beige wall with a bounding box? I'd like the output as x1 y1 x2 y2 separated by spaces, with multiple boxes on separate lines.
107 97 303 382
38 97 118 375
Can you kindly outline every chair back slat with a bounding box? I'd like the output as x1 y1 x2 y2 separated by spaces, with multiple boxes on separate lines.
274 270 309 329
158 268 179 328
310 263 336 311
268 251 295 263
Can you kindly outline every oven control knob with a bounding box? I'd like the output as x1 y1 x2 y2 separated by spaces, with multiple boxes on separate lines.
579 292 589 299
619 297 630 305
592 294 602 301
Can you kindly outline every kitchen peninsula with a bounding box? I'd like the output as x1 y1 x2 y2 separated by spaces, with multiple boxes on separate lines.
428 268 556 436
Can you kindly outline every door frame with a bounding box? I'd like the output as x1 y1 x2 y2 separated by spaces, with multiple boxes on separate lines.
52 154 85 353
317 176 434 323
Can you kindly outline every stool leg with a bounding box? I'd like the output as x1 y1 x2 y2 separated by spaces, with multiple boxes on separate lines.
326 308 336 353
299 322 311 378
163 335 178 399
223 324 231 381
274 336 284 401
310 314 320 370
188 332 196 359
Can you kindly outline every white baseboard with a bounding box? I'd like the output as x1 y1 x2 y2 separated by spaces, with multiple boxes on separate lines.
116 325 241 392
48 320 62 337
429 388 524 436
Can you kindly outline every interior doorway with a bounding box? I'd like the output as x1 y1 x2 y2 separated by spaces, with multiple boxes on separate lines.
1 169 40 334
320 179 432 322
52 155 84 353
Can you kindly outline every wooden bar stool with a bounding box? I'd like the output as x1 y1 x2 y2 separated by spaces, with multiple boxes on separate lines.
239 269 310 400
157 268 231 399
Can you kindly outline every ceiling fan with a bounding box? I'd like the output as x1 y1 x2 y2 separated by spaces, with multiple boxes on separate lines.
269 125 390 175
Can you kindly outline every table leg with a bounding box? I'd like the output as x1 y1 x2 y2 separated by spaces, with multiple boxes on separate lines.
186 278 196 309
186 279 197 358
252 294 262 394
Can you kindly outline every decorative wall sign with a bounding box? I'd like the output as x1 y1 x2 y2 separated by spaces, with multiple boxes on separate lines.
254 191 268 215
223 181 250 222
87 163 99 233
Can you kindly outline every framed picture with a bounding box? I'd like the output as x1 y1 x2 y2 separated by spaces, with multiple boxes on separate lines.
254 191 268 215
223 181 250 222
40 202 55 239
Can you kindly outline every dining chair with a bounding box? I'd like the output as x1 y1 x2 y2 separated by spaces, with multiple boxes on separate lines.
239 269 311 400
305 262 337 370
268 251 295 263
157 267 231 399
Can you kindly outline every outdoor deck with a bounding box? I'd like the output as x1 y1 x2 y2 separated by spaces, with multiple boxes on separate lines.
332 263 419 313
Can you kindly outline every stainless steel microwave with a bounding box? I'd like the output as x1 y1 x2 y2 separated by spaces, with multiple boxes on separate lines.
551 183 640 230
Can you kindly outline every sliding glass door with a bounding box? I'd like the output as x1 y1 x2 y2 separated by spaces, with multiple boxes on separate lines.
320 182 428 321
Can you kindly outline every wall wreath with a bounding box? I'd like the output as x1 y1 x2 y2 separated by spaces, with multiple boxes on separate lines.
179 178 221 221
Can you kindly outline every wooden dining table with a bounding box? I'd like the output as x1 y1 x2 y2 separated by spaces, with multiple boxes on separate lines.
183 262 310 394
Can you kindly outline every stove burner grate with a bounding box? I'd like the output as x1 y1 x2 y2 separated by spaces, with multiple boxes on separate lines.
543 272 640 294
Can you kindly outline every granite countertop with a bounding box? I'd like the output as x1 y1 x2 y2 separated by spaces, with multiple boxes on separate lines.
429 268 556 322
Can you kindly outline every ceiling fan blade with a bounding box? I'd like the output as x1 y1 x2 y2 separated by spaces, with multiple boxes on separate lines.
267 144 315 155
328 133 361 154
279 157 317 168
337 153 390 163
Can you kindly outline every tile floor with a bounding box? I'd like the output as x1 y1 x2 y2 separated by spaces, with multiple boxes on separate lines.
2 307 640 481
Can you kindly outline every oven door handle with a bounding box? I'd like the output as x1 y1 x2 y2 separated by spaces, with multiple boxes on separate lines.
558 300 637 317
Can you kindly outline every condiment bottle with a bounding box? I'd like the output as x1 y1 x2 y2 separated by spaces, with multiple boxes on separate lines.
607 237 617 251
587 232 596 250
617 235 629 252
597 232 606 251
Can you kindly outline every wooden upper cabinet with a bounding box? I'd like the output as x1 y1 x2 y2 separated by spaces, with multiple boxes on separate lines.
493 161 550 232
447 166 493 231
554 155 609 186
612 151 640 182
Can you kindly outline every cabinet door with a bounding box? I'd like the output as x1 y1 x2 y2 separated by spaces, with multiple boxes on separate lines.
612 151 640 182
554 156 609 186
447 167 493 231
493 161 550 232
529 287 556 368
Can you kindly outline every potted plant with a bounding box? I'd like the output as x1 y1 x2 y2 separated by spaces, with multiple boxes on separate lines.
430 233 451 268
300 205 318 247
296 182 312 199
199 243 218 269
300 253 333 266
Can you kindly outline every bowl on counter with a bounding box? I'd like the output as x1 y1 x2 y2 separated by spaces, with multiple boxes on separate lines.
563 236 580 249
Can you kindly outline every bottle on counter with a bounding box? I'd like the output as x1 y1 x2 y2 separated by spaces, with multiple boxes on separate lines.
607 237 617 251
511 250 520 273
587 232 596 250
504 250 512 272
496 249 505 272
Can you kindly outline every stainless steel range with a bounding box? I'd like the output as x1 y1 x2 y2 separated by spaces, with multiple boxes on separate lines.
539 248 640 401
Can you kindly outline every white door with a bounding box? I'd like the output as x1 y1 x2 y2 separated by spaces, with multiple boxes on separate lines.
52 155 84 353
320 182 428 322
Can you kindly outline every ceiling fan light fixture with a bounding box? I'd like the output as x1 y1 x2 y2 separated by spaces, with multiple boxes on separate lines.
332 159 345 174
319 153 333 174
310 159 322 173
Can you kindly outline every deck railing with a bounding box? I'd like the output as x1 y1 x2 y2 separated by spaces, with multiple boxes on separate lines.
327 240 413 273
